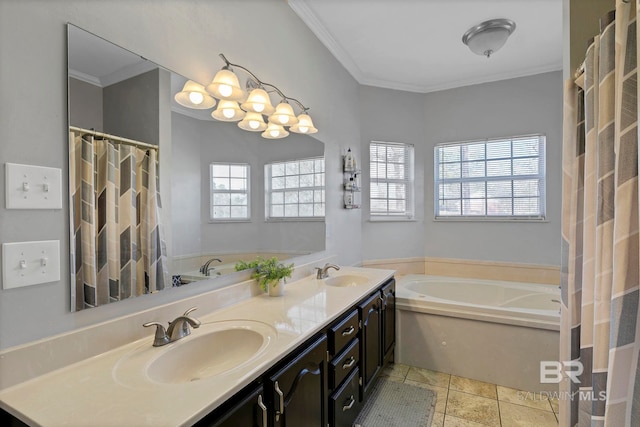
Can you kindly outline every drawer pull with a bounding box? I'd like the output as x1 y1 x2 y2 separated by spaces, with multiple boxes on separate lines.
341 326 355 336
342 395 356 412
342 357 356 369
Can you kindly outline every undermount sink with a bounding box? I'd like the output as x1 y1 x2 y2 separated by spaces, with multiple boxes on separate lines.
114 320 276 387
324 274 369 287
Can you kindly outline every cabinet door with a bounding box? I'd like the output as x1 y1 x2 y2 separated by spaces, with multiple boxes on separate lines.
381 279 396 364
358 291 381 399
267 334 328 427
195 384 267 427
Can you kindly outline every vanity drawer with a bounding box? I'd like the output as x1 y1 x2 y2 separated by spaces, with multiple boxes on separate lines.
330 338 360 389
329 309 359 356
330 367 362 427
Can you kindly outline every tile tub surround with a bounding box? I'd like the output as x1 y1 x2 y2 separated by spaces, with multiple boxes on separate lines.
362 257 560 285
0 266 394 426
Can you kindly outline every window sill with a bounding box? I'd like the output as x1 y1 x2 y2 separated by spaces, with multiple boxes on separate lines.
368 217 417 223
208 219 252 224
265 217 325 223
433 217 548 223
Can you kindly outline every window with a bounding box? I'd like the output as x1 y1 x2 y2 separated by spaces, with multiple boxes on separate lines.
210 163 250 221
434 135 546 220
265 157 325 219
370 141 415 219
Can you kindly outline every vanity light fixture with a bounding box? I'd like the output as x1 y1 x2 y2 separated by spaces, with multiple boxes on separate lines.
238 112 268 131
177 53 316 139
462 19 516 58
174 80 217 109
262 123 289 139
211 100 246 121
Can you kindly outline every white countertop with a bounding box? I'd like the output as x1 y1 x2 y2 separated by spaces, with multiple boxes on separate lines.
0 267 394 427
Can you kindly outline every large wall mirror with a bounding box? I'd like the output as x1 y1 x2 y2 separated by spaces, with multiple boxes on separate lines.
67 24 326 311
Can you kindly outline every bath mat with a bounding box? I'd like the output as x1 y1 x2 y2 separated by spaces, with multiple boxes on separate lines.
353 378 436 427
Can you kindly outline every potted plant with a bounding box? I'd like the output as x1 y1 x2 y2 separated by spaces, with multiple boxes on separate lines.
235 257 294 297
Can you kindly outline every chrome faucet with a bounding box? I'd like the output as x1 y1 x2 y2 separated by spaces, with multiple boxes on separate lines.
199 258 222 276
143 307 201 347
316 263 340 279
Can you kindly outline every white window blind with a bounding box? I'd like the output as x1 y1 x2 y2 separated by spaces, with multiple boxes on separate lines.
210 163 250 220
434 135 546 220
370 141 414 218
266 157 325 219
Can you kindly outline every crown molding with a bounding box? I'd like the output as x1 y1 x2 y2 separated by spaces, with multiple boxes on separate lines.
68 69 101 87
360 63 563 94
288 0 364 83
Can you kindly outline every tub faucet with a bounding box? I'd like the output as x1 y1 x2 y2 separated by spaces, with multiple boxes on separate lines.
316 263 340 279
200 258 222 276
143 307 201 347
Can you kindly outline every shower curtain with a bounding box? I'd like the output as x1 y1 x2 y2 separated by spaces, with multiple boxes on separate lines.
69 130 168 310
560 1 639 425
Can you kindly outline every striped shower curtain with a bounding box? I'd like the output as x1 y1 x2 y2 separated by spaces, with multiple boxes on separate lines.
560 1 639 425
69 130 168 311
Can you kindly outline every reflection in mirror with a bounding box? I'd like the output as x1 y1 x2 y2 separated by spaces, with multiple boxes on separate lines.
67 25 325 310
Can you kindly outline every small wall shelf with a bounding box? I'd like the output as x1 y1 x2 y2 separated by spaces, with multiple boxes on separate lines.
343 148 360 209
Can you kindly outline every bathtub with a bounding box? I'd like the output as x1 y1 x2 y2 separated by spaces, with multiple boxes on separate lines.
395 275 560 392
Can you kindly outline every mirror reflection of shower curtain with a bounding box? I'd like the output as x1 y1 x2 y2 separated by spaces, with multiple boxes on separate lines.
69 130 168 311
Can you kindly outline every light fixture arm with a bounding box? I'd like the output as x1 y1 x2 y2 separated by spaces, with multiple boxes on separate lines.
218 53 309 113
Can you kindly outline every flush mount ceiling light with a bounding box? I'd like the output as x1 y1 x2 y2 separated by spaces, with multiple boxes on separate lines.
176 54 317 139
462 19 516 58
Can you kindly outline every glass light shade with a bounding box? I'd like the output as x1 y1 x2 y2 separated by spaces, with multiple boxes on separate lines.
174 80 216 109
206 68 245 101
262 123 289 139
238 112 267 132
289 113 318 134
241 88 275 115
211 100 246 122
462 19 516 58
268 102 299 126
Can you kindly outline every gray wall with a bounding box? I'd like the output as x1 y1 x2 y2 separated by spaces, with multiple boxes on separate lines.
423 71 563 265
359 86 427 260
0 0 361 349
359 71 563 266
171 112 325 260
103 69 162 145
68 77 103 130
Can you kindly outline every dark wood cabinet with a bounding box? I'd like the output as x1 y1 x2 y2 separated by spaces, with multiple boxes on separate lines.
267 334 329 427
381 279 396 365
195 383 266 427
358 290 382 399
197 276 395 427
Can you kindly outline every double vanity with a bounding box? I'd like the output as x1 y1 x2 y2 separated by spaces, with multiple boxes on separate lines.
0 266 395 427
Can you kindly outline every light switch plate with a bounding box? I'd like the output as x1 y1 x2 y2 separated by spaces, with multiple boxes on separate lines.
5 163 63 209
2 240 61 289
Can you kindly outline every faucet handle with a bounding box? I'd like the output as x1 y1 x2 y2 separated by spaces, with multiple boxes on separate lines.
143 322 170 347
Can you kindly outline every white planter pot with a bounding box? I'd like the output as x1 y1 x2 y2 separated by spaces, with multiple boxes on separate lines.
268 278 285 297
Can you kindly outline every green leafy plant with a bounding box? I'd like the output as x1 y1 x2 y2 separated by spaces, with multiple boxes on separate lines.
236 257 294 292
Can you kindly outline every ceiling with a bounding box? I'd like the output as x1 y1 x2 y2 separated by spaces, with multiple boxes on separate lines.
288 0 562 93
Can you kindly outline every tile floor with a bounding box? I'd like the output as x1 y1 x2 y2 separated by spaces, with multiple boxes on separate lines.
380 363 559 427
